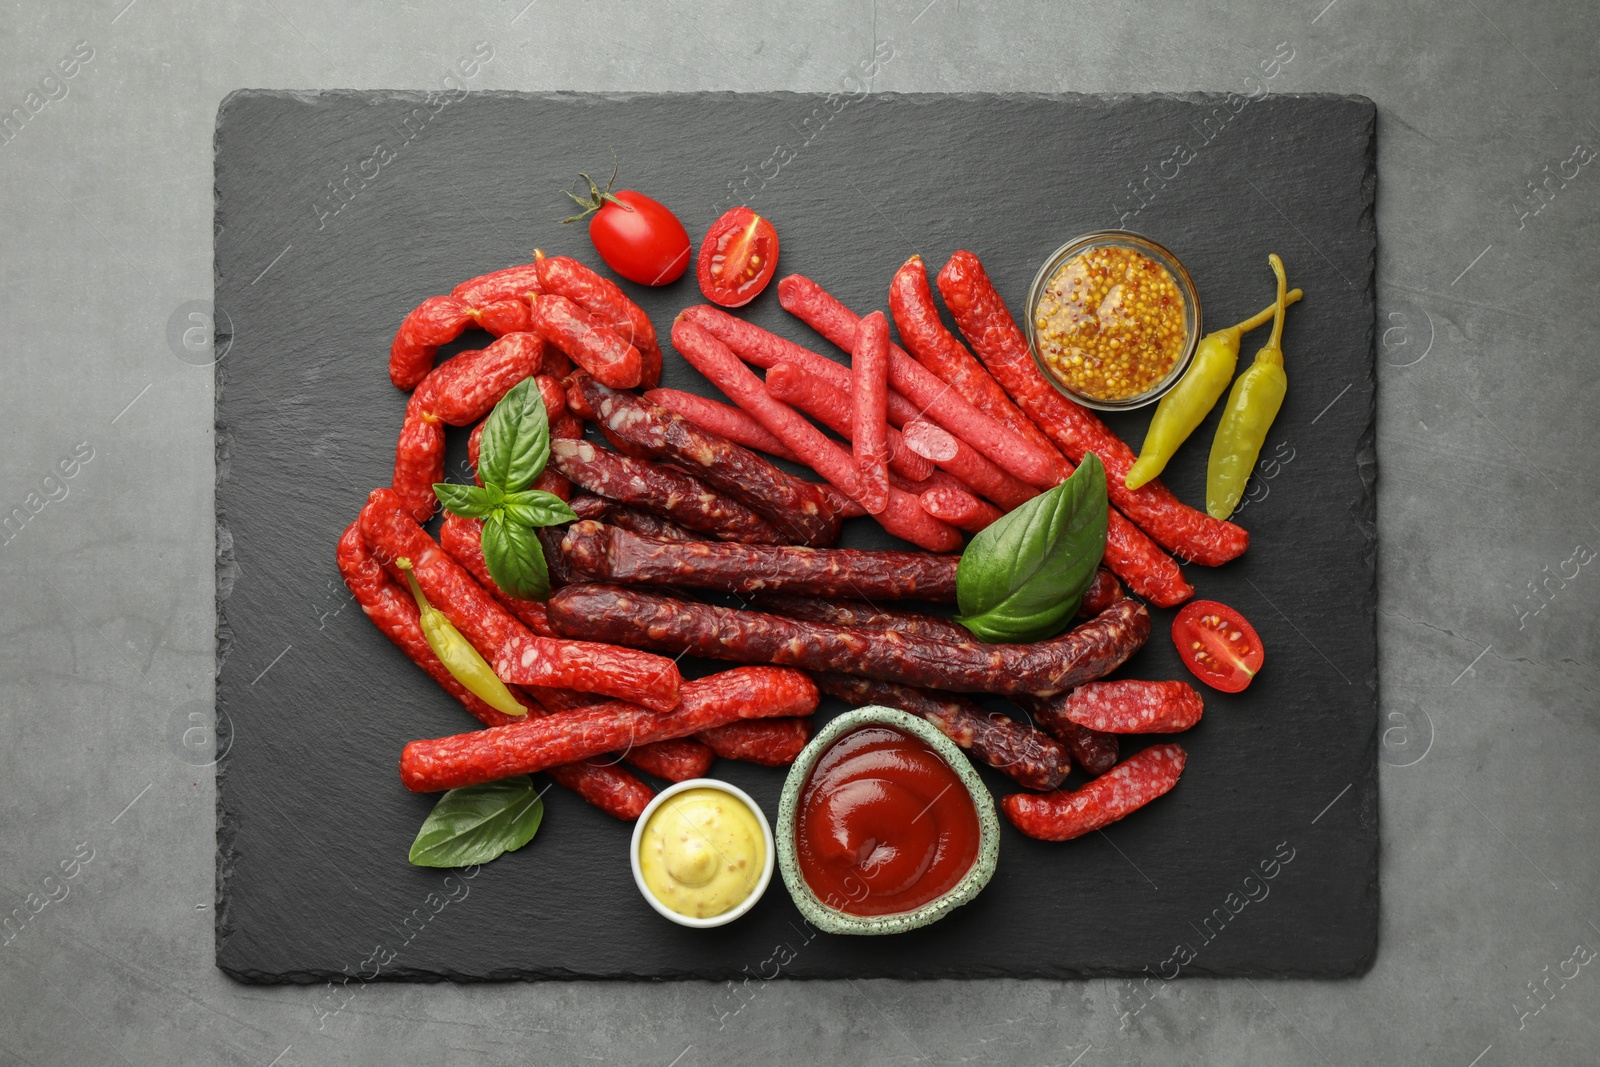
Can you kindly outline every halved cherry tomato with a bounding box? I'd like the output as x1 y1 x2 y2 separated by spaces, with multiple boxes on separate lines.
697 207 779 307
1172 600 1264 693
563 170 690 286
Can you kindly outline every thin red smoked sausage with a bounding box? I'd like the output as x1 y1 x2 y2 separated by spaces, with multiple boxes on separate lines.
936 250 1248 567
764 362 936 483
336 522 654 820
696 718 813 766
850 310 892 514
680 304 1030 510
777 274 1067 489
392 400 445 524
451 264 541 306
1002 744 1187 841
529 293 642 389
358 488 683 711
1065 680 1204 734
545 584 1150 698
534 251 662 389
401 667 818 792
390 295 475 390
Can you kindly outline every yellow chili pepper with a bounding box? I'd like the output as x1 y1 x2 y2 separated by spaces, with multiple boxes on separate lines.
396 557 526 717
1206 254 1292 520
1125 286 1303 490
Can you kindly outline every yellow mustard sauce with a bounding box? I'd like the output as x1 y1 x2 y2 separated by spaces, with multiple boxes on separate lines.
637 788 765 919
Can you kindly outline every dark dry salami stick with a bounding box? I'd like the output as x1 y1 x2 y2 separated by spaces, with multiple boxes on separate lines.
561 521 959 601
402 667 819 792
696 718 813 766
576 375 842 548
1012 693 1120 777
546 584 1150 698
359 488 683 711
754 593 971 642
813 673 1071 791
1002 744 1187 841
936 250 1248 567
548 439 784 545
569 493 707 542
337 522 655 820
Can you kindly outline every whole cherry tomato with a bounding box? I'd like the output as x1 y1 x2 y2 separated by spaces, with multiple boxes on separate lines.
1171 600 1264 693
697 207 779 307
562 169 690 286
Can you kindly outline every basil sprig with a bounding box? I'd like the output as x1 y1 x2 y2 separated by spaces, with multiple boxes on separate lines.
433 378 576 599
409 775 545 868
954 451 1108 644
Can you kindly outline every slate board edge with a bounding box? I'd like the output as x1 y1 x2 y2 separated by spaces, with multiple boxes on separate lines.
211 91 1381 982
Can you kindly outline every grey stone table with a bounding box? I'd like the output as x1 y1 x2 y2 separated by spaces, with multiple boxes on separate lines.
1 1 1595 1063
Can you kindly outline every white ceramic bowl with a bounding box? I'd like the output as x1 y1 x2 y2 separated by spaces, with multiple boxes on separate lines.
629 778 776 929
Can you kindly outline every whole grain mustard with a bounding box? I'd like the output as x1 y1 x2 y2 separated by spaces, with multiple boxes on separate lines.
1034 245 1188 402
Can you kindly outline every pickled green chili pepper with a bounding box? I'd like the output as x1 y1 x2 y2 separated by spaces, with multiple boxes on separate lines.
1125 286 1303 490
1206 254 1292 520
396 557 527 717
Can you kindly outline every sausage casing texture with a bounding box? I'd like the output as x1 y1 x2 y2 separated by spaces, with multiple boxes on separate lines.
1065 680 1204 734
451 264 541 306
577 375 841 547
535 252 662 388
548 439 784 545
1002 744 1187 841
696 718 813 766
1012 693 1120 777
359 488 683 710
401 667 818 792
390 295 475 390
412 333 545 426
753 593 970 642
936 250 1248 567
813 673 1071 791
546 584 1150 698
392 403 446 523
561 521 959 601
529 293 642 389
337 522 654 820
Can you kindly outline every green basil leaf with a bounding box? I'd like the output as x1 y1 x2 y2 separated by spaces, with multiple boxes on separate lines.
432 482 499 519
500 489 579 529
482 513 551 601
478 378 549 492
408 775 545 868
955 451 1108 644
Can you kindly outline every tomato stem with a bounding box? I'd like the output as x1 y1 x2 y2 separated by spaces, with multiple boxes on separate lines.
559 152 634 223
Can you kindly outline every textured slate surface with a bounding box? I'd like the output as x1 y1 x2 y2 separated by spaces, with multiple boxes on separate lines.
214 91 1377 982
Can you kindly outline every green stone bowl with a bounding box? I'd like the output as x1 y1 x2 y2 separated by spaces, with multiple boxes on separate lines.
775 706 1001 936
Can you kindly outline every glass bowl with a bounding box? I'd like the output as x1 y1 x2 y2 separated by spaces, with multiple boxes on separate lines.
1024 230 1201 412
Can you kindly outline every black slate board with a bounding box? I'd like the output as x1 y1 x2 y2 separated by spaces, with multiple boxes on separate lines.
214 91 1377 982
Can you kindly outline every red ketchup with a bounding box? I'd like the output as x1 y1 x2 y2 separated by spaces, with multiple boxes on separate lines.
795 726 980 917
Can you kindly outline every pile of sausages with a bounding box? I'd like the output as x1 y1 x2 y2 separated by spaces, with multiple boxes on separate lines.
349 249 1218 842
